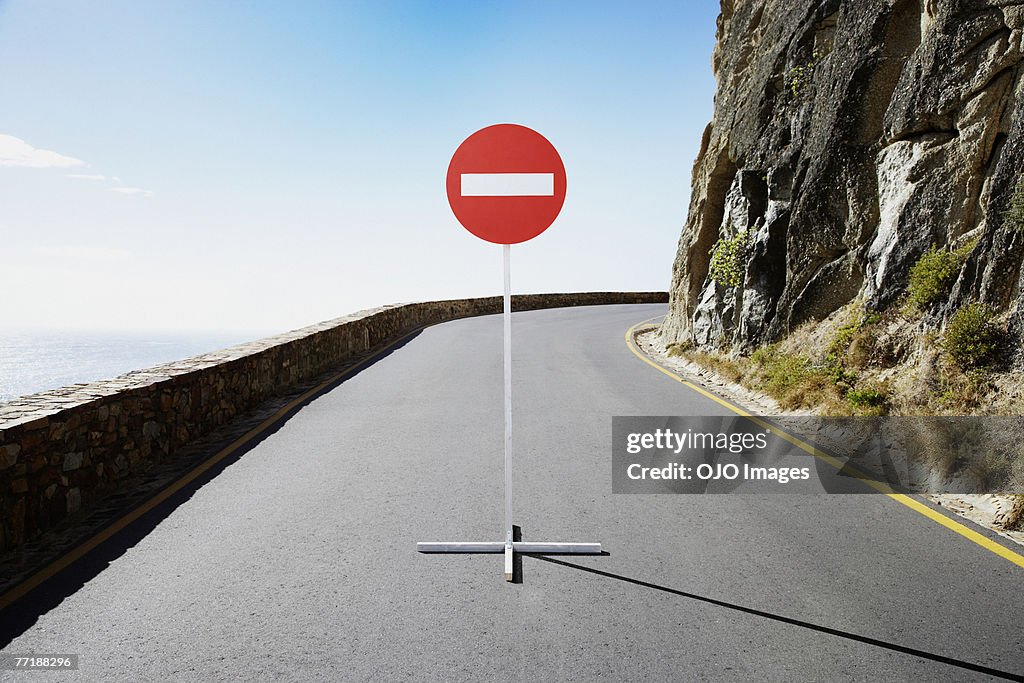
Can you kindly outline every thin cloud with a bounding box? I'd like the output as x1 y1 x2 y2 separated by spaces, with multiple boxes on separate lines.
0 134 84 168
3 134 155 196
111 186 154 198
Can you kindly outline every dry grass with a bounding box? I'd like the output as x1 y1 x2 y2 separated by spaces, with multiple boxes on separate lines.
669 342 849 413
684 350 744 384
671 299 1022 418
1005 496 1024 530
667 300 1024 534
748 345 842 411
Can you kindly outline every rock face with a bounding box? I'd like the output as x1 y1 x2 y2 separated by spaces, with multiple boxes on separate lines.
664 0 1024 351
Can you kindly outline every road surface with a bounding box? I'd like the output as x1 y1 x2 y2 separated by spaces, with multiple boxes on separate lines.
1 304 1022 681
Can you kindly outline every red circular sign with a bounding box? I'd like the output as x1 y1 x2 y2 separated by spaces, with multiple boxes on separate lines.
446 124 567 244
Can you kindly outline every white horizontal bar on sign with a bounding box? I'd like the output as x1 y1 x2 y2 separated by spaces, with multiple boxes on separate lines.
460 173 554 197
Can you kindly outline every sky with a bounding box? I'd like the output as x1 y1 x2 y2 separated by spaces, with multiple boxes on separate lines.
0 1 718 334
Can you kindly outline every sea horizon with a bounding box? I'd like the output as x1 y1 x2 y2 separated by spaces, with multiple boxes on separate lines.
0 327 276 405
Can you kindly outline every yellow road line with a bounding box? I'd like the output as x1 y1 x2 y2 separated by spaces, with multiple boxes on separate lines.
624 320 1024 571
0 324 427 611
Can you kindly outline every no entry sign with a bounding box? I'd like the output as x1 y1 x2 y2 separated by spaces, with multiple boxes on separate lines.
446 124 567 244
422 123 601 580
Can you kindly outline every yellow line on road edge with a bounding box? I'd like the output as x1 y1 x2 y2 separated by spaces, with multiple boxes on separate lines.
0 325 428 611
624 320 1024 571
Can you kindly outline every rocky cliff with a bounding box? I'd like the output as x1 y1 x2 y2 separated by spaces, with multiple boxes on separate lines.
664 0 1024 352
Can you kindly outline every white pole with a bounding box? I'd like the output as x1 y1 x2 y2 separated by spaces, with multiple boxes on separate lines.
416 241 602 576
503 244 513 552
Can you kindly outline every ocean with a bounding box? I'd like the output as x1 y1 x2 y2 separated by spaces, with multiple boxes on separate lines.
0 329 271 404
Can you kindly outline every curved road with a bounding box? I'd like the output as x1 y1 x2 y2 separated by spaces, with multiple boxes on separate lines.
1 304 1022 681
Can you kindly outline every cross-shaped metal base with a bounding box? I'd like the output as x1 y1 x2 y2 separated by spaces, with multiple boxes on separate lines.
417 245 603 581
416 541 603 581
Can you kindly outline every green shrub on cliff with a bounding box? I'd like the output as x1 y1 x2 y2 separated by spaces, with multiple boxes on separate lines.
825 306 881 368
748 344 844 410
906 240 976 311
788 52 820 97
751 345 812 396
1005 174 1024 231
846 386 887 414
822 308 890 413
943 302 1002 369
708 230 750 288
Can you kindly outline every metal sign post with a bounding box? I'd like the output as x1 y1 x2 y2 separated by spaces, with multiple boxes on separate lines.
418 124 603 581
503 243 514 577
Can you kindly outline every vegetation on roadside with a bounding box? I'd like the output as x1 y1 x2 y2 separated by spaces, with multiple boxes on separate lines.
845 387 887 411
893 235 1011 410
749 344 845 412
905 240 976 312
659 290 1024 517
1006 495 1024 531
669 346 742 383
668 305 892 415
666 286 1018 420
943 302 1003 370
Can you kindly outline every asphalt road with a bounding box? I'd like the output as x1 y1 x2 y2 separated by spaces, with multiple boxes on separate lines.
2 304 1022 681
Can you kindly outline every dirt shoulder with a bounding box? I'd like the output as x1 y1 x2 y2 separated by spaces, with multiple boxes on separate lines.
634 324 1024 549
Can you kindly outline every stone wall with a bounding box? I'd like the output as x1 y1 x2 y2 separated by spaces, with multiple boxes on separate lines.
0 293 666 553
